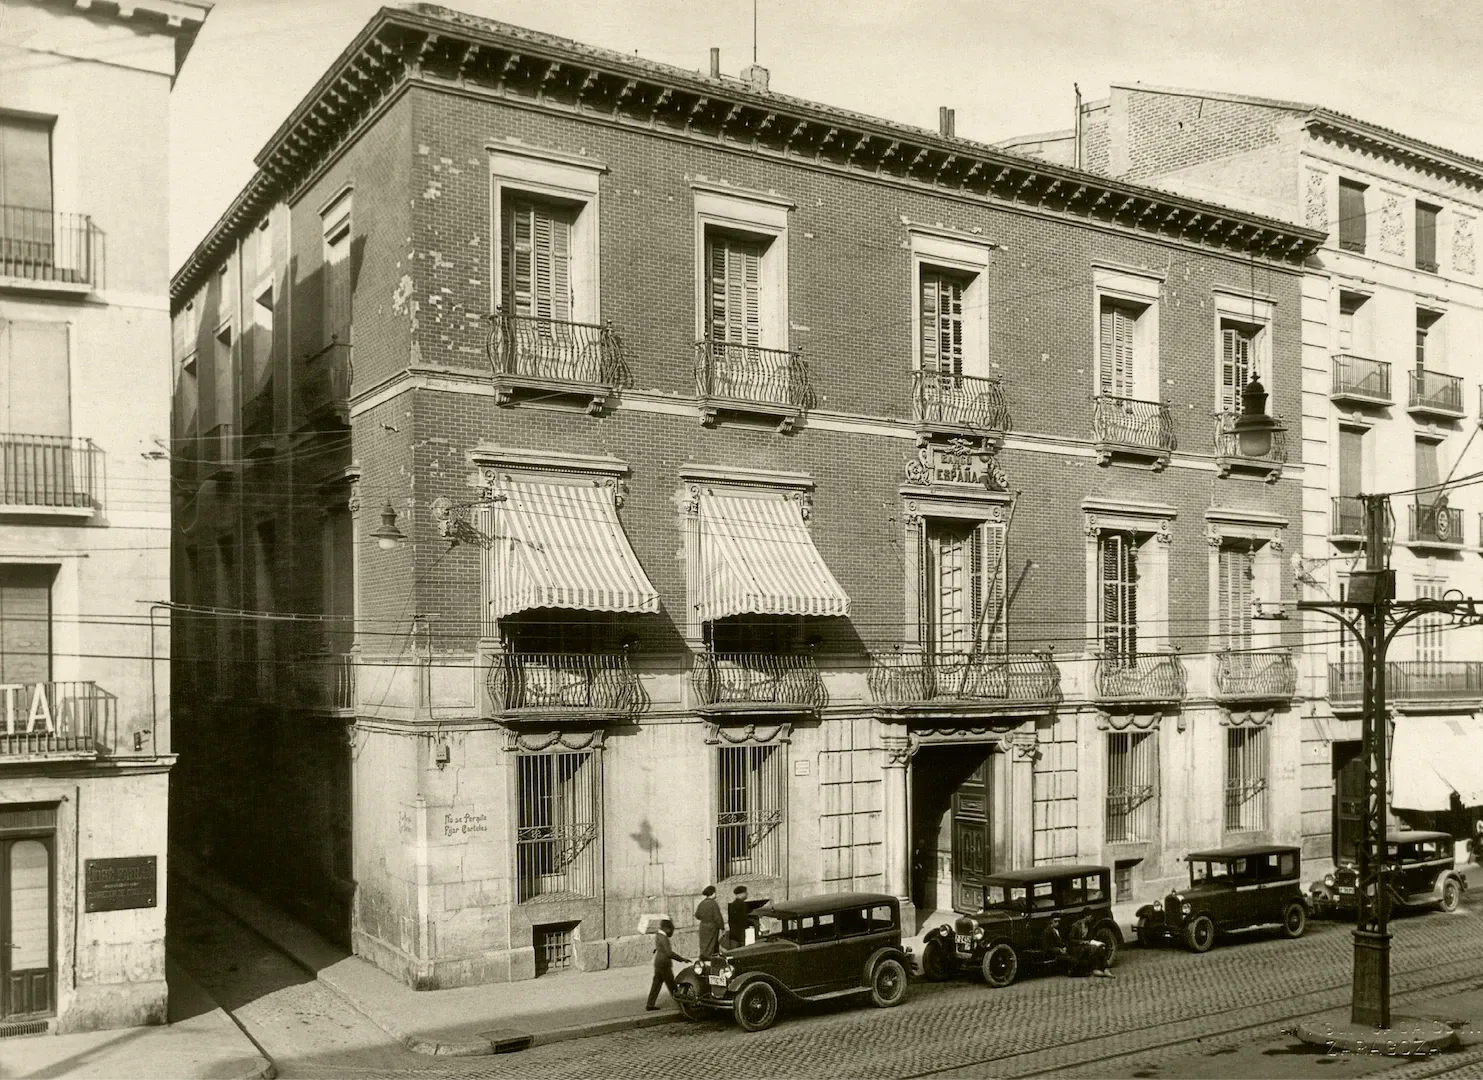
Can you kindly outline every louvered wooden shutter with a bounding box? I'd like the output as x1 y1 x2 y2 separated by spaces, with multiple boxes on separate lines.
708 236 762 346
1100 532 1137 660
921 272 964 376
504 200 573 322
1219 545 1253 649
971 521 1006 651
1099 303 1135 397
1221 326 1253 412
1339 181 1367 250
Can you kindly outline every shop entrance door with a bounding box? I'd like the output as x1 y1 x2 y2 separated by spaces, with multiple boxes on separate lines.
951 757 992 911
1333 740 1365 863
1 832 53 1020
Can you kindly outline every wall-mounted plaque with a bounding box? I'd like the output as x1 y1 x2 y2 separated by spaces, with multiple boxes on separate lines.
85 856 158 913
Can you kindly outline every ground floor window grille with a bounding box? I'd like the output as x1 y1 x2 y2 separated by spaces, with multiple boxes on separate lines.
516 751 599 902
1105 731 1157 843
533 922 577 976
1224 726 1268 832
717 744 785 880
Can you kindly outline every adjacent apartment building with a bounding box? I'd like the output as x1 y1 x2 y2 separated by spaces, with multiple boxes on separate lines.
1001 84 1483 863
0 0 209 1034
169 5 1321 988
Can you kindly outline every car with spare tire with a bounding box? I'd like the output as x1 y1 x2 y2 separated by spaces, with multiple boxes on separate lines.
1309 829 1466 918
919 865 1122 988
673 892 910 1032
1135 843 1308 952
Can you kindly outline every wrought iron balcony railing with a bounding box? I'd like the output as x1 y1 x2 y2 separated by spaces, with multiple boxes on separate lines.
1330 496 1366 539
1092 651 1187 703
0 681 114 758
695 341 813 422
487 650 641 718
1331 354 1391 404
1213 651 1297 702
1213 409 1288 474
868 650 1060 708
691 650 825 712
0 434 101 510
1091 395 1175 456
1408 501 1464 547
296 652 356 713
1408 369 1464 417
911 371 1010 438
487 310 629 393
1331 661 1483 707
297 341 352 426
0 206 97 286
1329 663 1363 707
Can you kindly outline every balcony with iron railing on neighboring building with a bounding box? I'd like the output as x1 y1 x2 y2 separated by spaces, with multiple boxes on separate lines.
1212 650 1297 703
1330 661 1483 710
1330 496 1367 541
1091 395 1174 469
1407 500 1464 549
0 434 101 513
1213 409 1288 481
296 340 352 428
298 652 356 715
1408 369 1464 420
487 309 629 413
0 206 97 290
911 371 1011 444
1092 651 1187 704
487 649 641 720
868 650 1060 716
691 649 825 713
1331 355 1392 406
695 340 812 432
0 681 116 762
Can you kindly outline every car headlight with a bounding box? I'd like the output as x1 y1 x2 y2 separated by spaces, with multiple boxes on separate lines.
972 928 984 940
1152 899 1162 911
1324 874 1335 887
939 923 952 935
719 966 734 980
1181 902 1192 915
693 962 703 973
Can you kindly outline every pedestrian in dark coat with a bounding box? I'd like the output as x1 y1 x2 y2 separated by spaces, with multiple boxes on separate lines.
727 884 753 948
645 919 689 1010
1065 915 1114 978
695 886 724 958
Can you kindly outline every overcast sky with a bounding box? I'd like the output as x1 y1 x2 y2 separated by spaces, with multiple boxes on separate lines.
170 0 1483 271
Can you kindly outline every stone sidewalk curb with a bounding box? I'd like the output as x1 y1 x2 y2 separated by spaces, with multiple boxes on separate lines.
173 861 684 1057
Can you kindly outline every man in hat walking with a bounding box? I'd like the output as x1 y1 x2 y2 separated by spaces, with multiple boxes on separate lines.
645 919 689 1011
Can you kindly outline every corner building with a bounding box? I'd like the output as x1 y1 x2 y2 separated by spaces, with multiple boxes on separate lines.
0 0 209 1033
170 4 1321 988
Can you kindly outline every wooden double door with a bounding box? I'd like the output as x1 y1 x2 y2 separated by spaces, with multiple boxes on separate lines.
1333 741 1365 863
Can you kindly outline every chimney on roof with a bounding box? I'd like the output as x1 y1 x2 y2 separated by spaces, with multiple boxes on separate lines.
709 47 720 79
741 63 769 92
939 107 956 138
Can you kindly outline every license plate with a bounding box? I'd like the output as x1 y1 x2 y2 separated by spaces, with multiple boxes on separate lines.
708 975 727 986
1337 886 1354 895
955 934 972 946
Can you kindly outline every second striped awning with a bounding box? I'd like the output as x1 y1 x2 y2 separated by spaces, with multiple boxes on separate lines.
492 478 659 618
696 491 851 624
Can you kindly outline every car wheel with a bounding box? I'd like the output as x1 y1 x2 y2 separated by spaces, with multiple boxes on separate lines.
870 957 908 1008
674 981 702 1021
980 942 1019 988
1183 914 1216 953
733 980 779 1032
1281 901 1307 939
1090 921 1121 967
1440 878 1461 913
920 939 951 981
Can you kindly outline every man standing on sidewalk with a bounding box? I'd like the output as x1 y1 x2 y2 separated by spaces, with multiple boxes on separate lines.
695 886 724 958
645 919 689 1011
728 885 754 948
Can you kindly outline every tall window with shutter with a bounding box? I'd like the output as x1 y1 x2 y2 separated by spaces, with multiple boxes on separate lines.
1099 531 1138 665
0 566 55 686
0 114 54 273
1415 202 1439 272
1416 579 1445 672
921 270 967 377
707 233 764 346
1219 322 1257 413
1218 543 1254 651
925 519 1005 656
503 198 575 324
1338 179 1367 253
1098 299 1138 398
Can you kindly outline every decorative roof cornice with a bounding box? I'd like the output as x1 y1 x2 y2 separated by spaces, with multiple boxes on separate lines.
40 0 211 35
171 4 1322 306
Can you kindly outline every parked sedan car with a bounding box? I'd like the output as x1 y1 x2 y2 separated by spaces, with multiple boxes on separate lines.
1136 844 1308 952
920 865 1121 988
1310 830 1466 917
674 892 910 1032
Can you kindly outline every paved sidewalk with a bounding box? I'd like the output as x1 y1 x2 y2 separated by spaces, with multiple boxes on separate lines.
0 961 273 1080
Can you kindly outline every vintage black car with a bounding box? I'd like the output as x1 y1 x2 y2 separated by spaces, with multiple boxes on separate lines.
920 865 1121 988
1310 830 1466 917
674 892 910 1032
1135 844 1308 952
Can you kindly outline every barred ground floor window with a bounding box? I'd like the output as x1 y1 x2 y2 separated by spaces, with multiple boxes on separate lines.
516 750 599 903
1224 726 1269 832
1105 731 1157 843
716 744 786 881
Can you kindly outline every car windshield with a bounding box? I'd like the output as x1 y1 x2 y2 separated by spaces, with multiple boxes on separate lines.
982 884 1028 912
1190 860 1233 885
754 916 797 943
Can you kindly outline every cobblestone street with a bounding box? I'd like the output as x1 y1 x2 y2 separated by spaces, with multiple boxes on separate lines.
172 883 1483 1079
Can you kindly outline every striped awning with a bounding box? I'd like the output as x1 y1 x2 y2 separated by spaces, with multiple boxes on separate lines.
696 491 851 623
1392 714 1483 811
491 478 659 618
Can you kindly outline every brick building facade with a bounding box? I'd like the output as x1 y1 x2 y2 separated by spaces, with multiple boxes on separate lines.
170 5 1321 988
